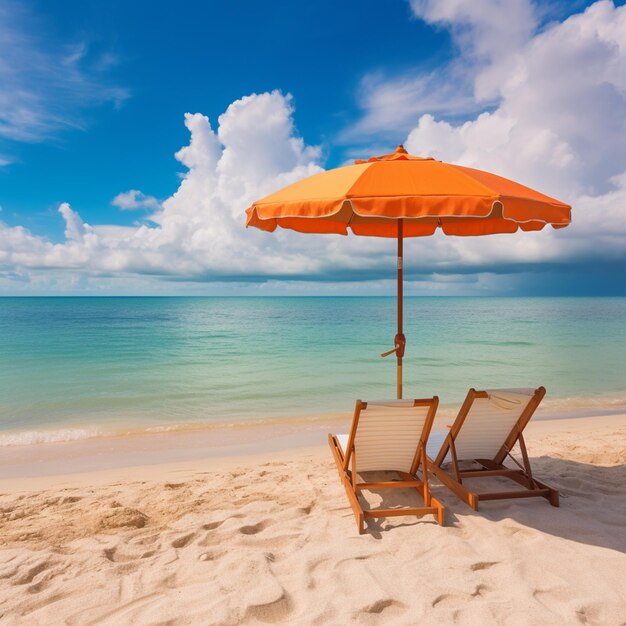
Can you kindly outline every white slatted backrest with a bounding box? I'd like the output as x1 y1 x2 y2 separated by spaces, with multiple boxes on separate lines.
453 389 535 460
354 400 431 473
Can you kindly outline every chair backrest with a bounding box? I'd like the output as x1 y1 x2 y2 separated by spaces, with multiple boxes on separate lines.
344 397 438 474
434 387 545 466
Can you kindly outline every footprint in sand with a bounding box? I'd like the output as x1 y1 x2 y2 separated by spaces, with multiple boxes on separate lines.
104 543 158 562
364 599 405 615
199 550 224 561
127 531 160 546
470 561 499 571
432 584 491 608
245 592 292 623
171 532 196 549
11 557 58 589
297 502 314 516
239 521 267 535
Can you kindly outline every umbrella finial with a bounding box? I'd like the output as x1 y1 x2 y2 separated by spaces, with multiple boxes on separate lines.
395 144 408 154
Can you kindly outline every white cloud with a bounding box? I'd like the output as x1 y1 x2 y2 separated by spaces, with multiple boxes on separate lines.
0 91 346 282
339 70 478 141
112 190 161 211
58 202 88 241
410 0 538 102
0 0 129 150
406 1 626 196
343 0 539 142
403 0 626 271
0 2 625 294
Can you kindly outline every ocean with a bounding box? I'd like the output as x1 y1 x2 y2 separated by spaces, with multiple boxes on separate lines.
0 297 625 445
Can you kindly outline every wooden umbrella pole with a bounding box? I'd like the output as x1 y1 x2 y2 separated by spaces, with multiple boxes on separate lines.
396 219 405 399
379 219 407 396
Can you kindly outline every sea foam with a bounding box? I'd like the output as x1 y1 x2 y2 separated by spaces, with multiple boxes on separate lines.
0 427 104 447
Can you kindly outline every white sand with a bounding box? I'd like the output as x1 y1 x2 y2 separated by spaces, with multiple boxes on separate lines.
0 413 625 625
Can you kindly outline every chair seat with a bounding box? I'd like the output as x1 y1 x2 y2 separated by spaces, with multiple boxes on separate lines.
337 431 448 467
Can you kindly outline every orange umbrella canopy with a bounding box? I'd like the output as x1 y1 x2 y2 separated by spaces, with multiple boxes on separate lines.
246 145 572 400
246 145 571 237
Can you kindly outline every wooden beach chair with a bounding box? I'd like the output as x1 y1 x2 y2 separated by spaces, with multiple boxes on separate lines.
328 397 444 534
427 387 559 510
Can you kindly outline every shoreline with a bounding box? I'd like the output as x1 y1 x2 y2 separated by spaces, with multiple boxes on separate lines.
2 394 625 447
1 411 624 488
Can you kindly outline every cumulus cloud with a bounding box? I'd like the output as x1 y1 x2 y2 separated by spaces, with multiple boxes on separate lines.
0 2 625 294
112 190 161 211
0 91 351 282
407 1 626 196
403 0 626 270
0 0 129 151
410 0 538 102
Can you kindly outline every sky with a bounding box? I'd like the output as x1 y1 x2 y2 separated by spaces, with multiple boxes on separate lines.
0 0 625 295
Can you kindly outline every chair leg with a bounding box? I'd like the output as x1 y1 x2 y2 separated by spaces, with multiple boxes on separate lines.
469 493 479 511
528 474 560 507
532 477 559 507
430 457 559 510
428 459 480 511
398 470 445 526
549 489 560 507
434 497 445 525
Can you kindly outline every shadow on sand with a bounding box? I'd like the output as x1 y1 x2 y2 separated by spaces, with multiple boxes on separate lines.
359 456 626 553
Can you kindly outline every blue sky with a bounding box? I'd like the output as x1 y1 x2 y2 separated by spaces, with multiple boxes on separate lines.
1 0 625 295
1 0 449 234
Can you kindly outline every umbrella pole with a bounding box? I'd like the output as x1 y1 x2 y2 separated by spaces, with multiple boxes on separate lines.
396 219 405 399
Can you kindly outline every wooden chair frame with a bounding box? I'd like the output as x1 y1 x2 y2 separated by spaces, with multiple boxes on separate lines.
328 397 445 534
428 387 559 510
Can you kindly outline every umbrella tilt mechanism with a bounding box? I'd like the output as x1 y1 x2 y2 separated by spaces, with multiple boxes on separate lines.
380 333 406 358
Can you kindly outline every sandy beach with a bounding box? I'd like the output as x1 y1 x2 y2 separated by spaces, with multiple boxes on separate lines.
3 0 626 624
0 412 625 625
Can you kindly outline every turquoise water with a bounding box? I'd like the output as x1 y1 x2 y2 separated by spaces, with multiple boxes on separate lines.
0 297 625 444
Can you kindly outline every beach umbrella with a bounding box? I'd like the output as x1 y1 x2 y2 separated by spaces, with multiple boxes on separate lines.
246 145 571 399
